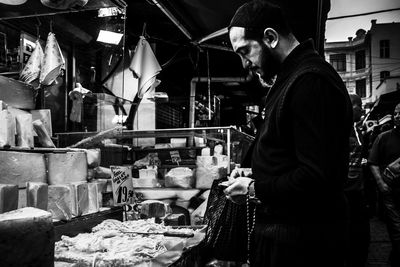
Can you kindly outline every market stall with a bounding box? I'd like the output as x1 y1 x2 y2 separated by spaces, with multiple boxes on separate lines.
0 0 330 266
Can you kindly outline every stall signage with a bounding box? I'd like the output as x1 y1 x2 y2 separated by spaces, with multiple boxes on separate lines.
110 165 134 205
170 150 181 165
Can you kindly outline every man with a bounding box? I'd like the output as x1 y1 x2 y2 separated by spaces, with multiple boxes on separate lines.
223 1 353 266
369 103 400 267
345 94 370 267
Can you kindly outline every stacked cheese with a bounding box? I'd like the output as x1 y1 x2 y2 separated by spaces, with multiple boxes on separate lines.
48 182 101 221
132 167 159 188
165 167 194 189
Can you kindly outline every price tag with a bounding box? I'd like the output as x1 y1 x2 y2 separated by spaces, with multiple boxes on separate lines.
110 165 134 205
170 150 181 165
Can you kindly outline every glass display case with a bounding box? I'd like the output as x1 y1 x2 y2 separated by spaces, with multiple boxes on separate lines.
55 126 254 174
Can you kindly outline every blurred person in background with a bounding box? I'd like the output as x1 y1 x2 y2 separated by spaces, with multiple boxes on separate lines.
345 94 370 267
369 103 400 267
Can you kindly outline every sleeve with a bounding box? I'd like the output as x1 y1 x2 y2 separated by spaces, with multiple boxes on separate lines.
254 74 349 202
368 134 381 166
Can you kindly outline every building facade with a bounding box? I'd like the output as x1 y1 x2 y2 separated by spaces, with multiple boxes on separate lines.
369 20 400 100
325 21 400 107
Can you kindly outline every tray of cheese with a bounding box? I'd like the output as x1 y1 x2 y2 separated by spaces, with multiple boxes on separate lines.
54 218 205 266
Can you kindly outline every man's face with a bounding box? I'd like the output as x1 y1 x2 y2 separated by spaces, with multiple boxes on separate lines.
394 104 400 127
229 27 279 86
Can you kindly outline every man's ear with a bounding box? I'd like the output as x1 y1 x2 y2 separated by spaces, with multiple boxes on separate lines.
263 28 278 49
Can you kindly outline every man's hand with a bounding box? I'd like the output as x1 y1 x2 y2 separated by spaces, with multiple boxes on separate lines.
221 177 254 204
370 164 391 194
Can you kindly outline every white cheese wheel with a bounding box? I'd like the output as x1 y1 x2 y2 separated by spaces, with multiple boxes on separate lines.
0 151 46 188
47 152 88 185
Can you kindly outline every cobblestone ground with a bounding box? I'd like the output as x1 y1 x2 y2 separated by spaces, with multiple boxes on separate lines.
368 217 391 267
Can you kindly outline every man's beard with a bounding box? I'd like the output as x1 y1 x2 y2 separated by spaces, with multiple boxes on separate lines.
256 44 280 87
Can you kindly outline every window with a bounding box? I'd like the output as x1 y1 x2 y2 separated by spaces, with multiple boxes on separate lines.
330 53 346 71
355 50 365 70
380 40 390 58
380 71 390 82
356 79 366 98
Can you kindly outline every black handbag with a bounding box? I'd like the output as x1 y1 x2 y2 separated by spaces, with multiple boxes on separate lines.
203 178 248 262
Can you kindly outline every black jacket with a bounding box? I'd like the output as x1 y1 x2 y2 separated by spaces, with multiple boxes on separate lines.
249 40 352 223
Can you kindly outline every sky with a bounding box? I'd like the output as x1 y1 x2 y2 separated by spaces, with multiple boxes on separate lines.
325 0 400 42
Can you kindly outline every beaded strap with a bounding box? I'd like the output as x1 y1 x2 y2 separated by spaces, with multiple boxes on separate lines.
246 181 257 265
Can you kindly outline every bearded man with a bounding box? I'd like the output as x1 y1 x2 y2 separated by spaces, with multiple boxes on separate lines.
222 1 353 266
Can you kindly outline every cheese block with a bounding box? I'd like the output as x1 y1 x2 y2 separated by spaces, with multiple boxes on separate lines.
15 113 34 148
0 151 47 188
139 168 158 179
214 144 224 155
0 207 54 267
31 109 52 137
32 119 55 148
165 167 194 189
0 184 18 213
47 152 88 185
0 100 7 110
164 213 186 226
77 182 89 216
94 166 112 179
195 166 227 189
7 106 29 134
87 183 99 214
48 185 73 221
26 182 48 210
196 155 213 167
201 147 210 156
85 148 101 168
140 200 167 218
18 188 27 209
132 177 159 188
0 109 15 148
69 182 89 216
91 179 107 208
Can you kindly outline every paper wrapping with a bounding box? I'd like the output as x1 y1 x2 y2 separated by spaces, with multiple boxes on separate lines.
129 36 162 98
40 32 65 86
20 40 44 85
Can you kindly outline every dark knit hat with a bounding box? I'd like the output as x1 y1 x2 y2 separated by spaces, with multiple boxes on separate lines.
229 0 290 34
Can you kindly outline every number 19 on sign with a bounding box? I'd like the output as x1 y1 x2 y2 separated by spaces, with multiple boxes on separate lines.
110 165 134 205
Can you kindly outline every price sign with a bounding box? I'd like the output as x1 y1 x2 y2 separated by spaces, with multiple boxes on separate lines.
170 150 181 165
110 165 134 205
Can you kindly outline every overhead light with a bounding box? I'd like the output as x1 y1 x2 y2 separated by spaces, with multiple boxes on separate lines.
97 30 123 45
